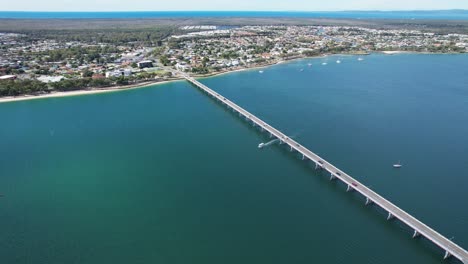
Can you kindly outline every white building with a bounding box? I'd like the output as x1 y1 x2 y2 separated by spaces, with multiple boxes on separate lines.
175 63 191 71
106 69 132 78
37 76 64 83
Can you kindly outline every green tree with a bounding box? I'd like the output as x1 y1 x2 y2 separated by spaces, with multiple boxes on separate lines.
159 55 170 66
82 70 94 78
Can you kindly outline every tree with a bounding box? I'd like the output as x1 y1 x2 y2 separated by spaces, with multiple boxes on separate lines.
82 70 93 78
116 76 129 86
202 57 210 67
159 55 170 66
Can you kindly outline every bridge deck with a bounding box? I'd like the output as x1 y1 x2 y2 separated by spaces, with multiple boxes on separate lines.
185 76 467 264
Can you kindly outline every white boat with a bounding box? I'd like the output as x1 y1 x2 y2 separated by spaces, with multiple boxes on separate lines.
300 69 304 72
322 62 328 65
308 63 312 67
336 60 341 64
358 58 364 61
259 70 264 73
258 143 265 149
393 161 402 168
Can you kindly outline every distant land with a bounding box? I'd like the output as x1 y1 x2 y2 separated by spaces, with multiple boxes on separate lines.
1 10 468 20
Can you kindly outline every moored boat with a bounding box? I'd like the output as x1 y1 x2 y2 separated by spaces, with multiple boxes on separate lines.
393 161 402 168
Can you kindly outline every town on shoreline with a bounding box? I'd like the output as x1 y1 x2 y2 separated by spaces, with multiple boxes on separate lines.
1 22 468 101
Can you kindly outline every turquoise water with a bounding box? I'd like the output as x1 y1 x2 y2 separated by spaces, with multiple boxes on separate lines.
0 54 467 263
1 11 468 20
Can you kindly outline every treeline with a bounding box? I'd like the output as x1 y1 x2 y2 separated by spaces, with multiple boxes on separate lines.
375 45 466 53
19 27 176 46
0 80 48 96
0 72 174 97
32 46 120 63
0 78 113 96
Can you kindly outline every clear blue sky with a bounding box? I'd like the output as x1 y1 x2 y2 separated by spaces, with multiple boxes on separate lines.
2 0 468 12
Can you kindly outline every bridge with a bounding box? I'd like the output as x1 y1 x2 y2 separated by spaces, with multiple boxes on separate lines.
183 75 468 264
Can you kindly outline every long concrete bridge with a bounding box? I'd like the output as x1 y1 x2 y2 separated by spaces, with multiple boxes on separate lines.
184 75 467 263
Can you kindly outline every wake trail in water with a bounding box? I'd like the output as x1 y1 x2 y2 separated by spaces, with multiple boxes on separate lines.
264 139 279 147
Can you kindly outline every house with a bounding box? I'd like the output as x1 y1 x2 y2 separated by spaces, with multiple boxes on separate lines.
0 75 17 81
92 74 105 79
106 69 132 78
175 62 191 71
137 60 154 69
37 76 64 83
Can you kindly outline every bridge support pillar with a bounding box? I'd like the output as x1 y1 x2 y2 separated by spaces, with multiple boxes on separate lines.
290 146 294 152
279 140 284 145
330 173 336 181
443 251 451 260
346 185 353 192
412 230 420 238
365 197 373 206
387 213 394 221
302 154 306 161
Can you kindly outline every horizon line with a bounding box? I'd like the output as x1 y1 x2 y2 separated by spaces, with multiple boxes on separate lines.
1 9 468 13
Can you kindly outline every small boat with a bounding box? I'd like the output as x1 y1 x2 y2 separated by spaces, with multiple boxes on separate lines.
322 62 327 65
300 69 304 72
358 58 364 61
308 63 312 67
393 161 402 168
336 60 341 64
258 143 265 149
259 70 264 73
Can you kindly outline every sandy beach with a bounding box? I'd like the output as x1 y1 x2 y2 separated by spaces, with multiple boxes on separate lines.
0 79 183 104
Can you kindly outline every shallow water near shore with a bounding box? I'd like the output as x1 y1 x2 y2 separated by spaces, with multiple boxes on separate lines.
0 53 467 264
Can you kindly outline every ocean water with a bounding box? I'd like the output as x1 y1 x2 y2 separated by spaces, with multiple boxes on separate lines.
1 10 468 20
0 54 467 264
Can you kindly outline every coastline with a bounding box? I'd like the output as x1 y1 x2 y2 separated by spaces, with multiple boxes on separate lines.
193 54 329 80
0 79 182 104
1 51 465 104
0 56 317 104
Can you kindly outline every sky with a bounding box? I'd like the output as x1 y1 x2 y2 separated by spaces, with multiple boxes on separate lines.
1 0 468 12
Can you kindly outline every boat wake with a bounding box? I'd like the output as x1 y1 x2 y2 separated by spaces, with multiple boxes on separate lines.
258 139 280 149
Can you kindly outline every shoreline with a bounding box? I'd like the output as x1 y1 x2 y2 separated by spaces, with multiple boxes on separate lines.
1 51 466 104
194 54 329 79
0 79 182 104
0 56 318 104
